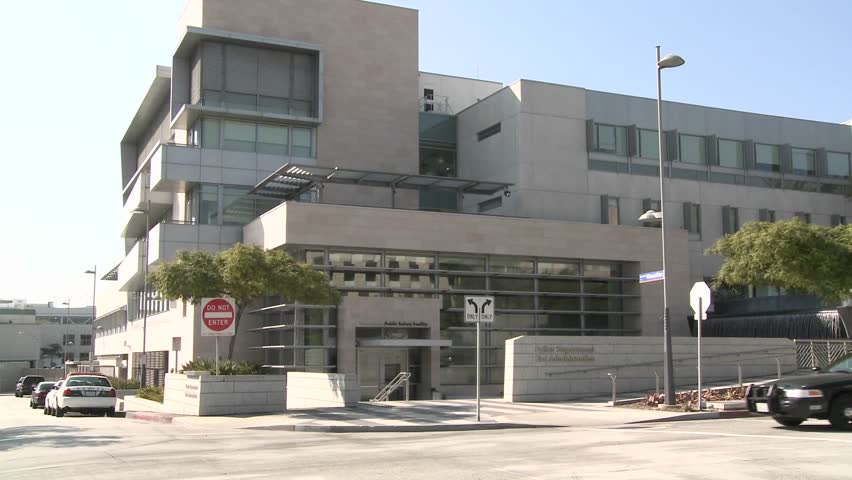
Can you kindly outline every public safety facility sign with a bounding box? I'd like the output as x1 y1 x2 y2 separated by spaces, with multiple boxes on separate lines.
200 297 236 336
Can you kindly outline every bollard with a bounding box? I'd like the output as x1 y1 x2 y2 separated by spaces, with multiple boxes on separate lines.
775 358 782 380
607 373 617 405
737 363 743 388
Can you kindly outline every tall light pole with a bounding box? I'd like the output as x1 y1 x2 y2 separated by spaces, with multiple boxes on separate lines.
61 300 71 362
85 267 97 369
132 200 151 386
656 46 685 406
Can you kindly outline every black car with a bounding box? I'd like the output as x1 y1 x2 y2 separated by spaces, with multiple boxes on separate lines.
29 382 55 409
14 375 45 397
747 352 852 429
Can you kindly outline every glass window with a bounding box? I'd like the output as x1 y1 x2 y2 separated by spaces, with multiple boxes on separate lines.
596 124 627 155
221 186 254 225
291 128 312 157
257 125 288 155
489 256 534 274
223 92 257 111
494 295 534 310
62 334 75 345
201 118 221 149
537 259 579 276
791 148 816 176
197 185 219 225
259 96 289 115
538 279 580 293
386 253 434 270
583 262 619 278
722 206 739 234
439 255 485 272
539 314 581 329
795 212 811 224
678 134 706 164
438 275 486 290
606 197 619 225
827 152 850 178
80 335 91 346
584 280 623 295
540 297 581 311
631 164 659 176
328 252 381 268
639 129 658 159
222 121 256 152
755 144 780 171
290 100 313 117
490 277 534 292
685 203 701 234
718 139 744 168
388 272 435 289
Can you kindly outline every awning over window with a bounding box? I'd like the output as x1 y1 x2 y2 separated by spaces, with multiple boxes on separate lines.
250 163 513 200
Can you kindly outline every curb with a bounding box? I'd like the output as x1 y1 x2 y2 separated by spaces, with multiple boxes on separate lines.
628 409 755 424
125 411 175 424
244 422 550 433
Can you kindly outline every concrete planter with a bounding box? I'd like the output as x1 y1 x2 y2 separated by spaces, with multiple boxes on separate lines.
163 372 287 416
286 372 360 409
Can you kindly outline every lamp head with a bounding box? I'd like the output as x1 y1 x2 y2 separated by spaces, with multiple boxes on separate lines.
85 270 95 275
658 54 685 69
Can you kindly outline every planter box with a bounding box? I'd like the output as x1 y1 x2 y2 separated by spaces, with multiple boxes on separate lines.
163 372 287 416
287 372 360 409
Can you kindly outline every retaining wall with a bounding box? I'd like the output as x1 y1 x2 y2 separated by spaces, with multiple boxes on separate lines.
504 336 796 402
286 372 360 409
163 372 287 416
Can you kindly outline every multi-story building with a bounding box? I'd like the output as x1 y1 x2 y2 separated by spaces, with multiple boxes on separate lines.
95 0 851 397
0 300 94 367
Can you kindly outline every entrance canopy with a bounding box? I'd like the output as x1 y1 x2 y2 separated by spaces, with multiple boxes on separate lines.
250 163 513 201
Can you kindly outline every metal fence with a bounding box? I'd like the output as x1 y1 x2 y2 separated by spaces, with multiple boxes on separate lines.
795 339 852 369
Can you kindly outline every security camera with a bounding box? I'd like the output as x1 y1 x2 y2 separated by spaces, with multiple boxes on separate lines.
503 189 511 198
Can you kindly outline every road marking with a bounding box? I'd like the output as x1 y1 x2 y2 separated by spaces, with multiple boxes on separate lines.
582 426 852 444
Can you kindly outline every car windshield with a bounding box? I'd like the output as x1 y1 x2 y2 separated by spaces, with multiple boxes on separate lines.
827 354 852 373
65 376 111 387
38 383 55 391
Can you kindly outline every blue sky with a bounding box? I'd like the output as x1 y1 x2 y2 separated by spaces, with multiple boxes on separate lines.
0 0 849 307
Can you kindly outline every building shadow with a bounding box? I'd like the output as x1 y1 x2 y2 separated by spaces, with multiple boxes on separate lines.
0 425 122 452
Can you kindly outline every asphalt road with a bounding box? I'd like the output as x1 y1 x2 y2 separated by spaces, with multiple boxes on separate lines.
1 394 850 479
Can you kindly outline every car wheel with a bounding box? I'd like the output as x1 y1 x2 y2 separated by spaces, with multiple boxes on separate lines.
829 394 852 430
772 416 804 427
106 408 116 418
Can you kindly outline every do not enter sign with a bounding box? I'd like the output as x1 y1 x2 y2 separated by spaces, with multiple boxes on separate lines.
200 298 236 337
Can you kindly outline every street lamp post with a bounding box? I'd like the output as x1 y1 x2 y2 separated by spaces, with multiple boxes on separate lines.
132 200 151 386
655 46 685 406
85 267 97 369
61 300 71 363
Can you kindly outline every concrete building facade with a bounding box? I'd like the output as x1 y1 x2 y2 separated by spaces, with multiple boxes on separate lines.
95 0 850 398
0 301 94 367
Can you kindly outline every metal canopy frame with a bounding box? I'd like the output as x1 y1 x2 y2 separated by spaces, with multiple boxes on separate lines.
250 163 513 201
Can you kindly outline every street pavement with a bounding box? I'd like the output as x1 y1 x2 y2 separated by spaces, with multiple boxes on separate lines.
1 394 850 479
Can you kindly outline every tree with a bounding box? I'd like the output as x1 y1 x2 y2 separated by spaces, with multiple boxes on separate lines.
41 343 63 366
706 219 852 305
150 244 339 359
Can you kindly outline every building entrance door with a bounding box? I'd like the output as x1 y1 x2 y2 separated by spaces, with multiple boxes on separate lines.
357 349 408 401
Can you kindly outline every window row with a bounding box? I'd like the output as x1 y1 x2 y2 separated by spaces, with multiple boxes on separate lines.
186 184 282 226
191 117 314 157
303 249 627 277
590 122 850 178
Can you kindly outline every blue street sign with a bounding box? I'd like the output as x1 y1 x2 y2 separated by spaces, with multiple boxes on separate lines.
639 270 665 284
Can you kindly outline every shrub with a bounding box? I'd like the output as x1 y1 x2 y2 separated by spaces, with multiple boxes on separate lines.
108 376 141 390
137 385 164 403
180 358 263 375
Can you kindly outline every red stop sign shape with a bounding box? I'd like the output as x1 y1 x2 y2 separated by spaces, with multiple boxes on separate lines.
202 298 235 332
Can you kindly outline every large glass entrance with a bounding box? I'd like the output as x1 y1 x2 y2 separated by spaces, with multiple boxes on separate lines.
357 349 415 401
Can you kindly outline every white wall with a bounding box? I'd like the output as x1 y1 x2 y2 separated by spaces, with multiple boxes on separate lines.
419 72 502 114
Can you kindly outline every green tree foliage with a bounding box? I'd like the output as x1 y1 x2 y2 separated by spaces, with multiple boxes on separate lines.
150 244 339 359
706 219 852 304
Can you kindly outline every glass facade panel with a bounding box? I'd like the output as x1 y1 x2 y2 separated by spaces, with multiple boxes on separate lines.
491 314 536 329
791 148 816 176
537 259 579 276
494 295 535 310
584 280 623 295
826 152 850 178
679 134 706 164
388 272 434 289
222 120 256 152
596 124 627 155
489 256 534 274
490 277 534 292
755 144 780 171
439 255 485 272
256 125 288 155
386 253 434 270
197 184 219 225
329 252 381 268
584 262 620 277
438 275 486 290
306 250 325 266
639 129 658 159
540 314 581 329
292 128 312 157
540 297 581 311
201 118 220 148
538 279 580 293
718 139 744 168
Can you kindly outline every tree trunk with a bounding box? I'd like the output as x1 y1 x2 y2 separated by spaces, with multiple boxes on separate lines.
227 306 243 360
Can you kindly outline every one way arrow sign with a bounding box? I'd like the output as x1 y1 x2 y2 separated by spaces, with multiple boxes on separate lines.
464 296 495 323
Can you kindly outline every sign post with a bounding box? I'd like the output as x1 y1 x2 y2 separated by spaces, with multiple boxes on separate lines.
201 298 237 376
172 337 182 373
689 282 711 410
464 295 494 422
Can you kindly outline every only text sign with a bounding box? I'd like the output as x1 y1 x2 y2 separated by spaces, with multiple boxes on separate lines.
464 296 495 323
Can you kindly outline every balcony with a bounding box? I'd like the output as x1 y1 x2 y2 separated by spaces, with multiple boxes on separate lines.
120 170 173 240
117 221 243 292
149 144 315 194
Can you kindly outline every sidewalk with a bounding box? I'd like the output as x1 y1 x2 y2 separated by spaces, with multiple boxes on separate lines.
124 397 752 432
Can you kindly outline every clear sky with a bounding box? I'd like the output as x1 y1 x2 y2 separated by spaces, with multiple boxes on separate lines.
0 0 849 307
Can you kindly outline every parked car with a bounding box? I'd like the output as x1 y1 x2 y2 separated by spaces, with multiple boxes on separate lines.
15 375 45 397
44 380 63 416
46 374 116 417
746 352 852 429
29 381 55 409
